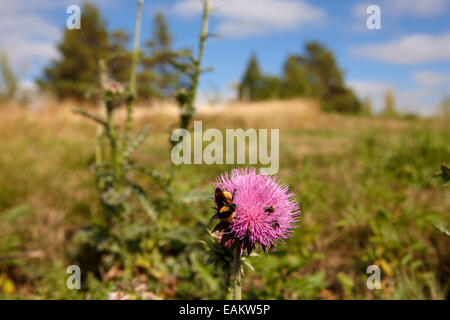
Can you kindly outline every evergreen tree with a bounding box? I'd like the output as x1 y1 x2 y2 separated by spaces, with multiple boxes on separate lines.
361 96 373 116
37 3 109 100
237 42 360 112
300 41 360 113
321 87 361 113
142 12 178 99
438 94 450 117
301 41 345 99
108 29 131 84
280 55 311 99
383 89 397 117
259 76 281 100
238 53 264 101
0 53 18 103
149 12 172 52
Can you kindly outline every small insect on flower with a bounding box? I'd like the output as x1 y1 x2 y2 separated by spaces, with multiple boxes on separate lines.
211 168 300 255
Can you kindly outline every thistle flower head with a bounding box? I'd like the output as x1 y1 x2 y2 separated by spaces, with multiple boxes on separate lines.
212 168 300 254
104 81 125 110
106 81 124 95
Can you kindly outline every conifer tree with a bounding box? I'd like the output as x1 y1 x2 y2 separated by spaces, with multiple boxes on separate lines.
438 94 450 117
362 96 373 115
108 29 131 84
238 54 264 101
383 89 397 117
37 3 109 100
142 12 179 99
301 41 360 113
280 55 311 99
0 53 18 103
301 41 345 99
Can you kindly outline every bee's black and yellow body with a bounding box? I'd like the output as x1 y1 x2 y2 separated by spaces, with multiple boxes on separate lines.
214 188 237 223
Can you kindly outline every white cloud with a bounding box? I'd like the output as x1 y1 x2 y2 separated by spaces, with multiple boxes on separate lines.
352 0 450 18
350 1 450 33
348 80 394 112
348 80 393 98
0 18 60 74
174 0 326 37
383 0 450 17
0 28 59 75
0 0 119 71
351 32 450 64
413 71 450 88
349 71 450 115
0 1 64 72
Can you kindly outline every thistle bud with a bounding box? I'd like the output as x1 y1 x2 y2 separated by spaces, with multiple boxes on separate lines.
175 88 189 107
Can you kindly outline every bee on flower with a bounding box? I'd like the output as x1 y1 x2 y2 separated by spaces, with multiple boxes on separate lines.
211 168 300 255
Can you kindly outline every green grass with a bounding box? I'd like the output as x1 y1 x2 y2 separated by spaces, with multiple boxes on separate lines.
0 108 449 299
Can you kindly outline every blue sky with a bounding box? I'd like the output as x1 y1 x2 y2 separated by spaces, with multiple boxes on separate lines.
1 0 449 113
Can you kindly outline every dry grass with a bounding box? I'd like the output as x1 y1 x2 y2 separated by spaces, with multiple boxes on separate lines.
0 99 449 299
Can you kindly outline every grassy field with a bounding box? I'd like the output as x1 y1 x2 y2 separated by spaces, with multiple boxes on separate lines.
0 99 449 299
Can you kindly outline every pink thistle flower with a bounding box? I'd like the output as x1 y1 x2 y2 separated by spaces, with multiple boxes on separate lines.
106 81 124 95
212 168 300 254
103 81 125 110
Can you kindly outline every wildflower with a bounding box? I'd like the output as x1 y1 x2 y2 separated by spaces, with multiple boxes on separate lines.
212 168 300 255
104 81 124 110
106 81 124 95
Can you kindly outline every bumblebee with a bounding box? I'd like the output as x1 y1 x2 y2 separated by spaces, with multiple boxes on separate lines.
264 205 275 214
214 187 237 223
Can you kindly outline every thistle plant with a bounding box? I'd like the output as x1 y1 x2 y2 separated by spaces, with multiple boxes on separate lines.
70 0 218 295
72 0 171 269
171 0 212 133
210 168 301 299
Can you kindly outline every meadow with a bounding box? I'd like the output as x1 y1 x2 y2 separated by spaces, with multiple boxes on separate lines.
0 99 449 299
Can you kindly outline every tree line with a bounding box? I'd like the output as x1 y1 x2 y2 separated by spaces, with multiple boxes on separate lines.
238 42 361 113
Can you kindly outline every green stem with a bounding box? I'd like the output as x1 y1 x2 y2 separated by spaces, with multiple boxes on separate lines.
181 0 210 129
107 109 120 181
98 59 121 181
224 270 233 300
125 0 143 140
233 245 242 300
95 125 102 165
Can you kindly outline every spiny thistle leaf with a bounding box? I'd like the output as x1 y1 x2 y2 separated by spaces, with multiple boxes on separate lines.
132 166 171 189
101 187 132 206
136 193 157 221
125 180 157 221
73 108 107 126
123 125 150 159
